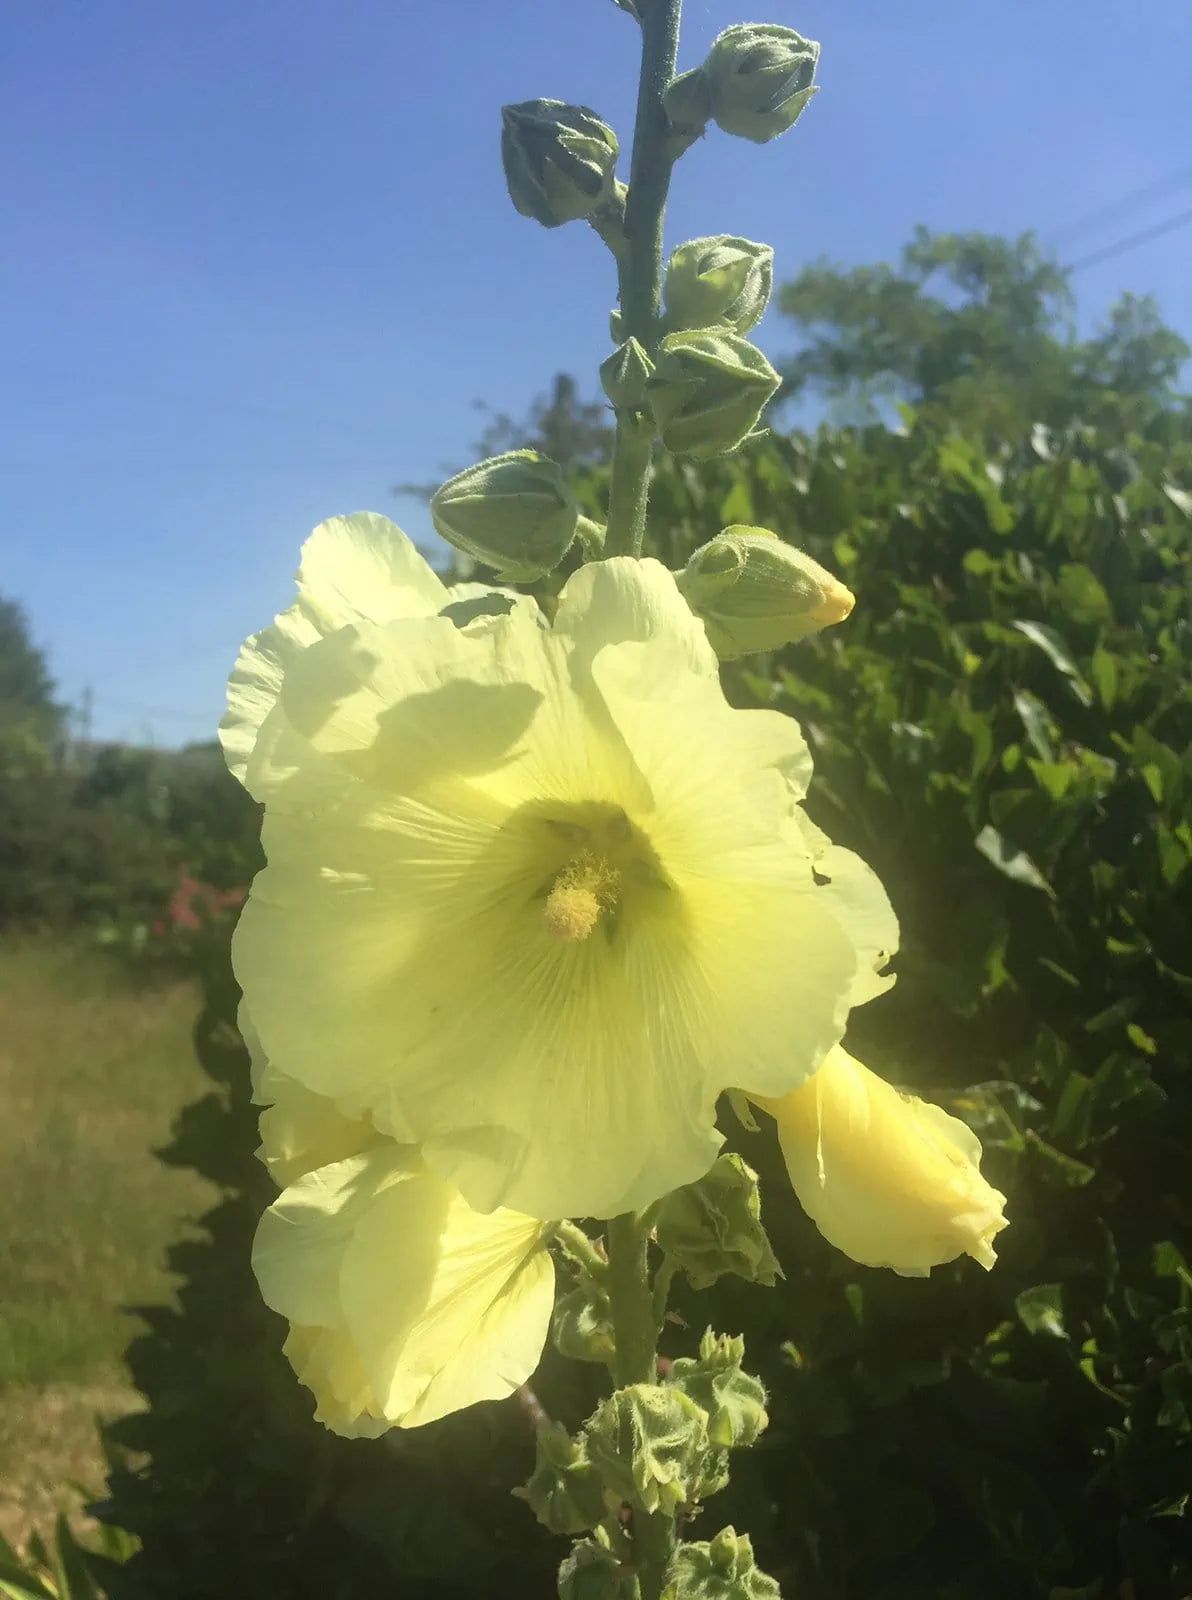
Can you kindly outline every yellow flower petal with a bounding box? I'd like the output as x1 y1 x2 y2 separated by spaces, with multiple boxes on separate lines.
252 1145 554 1433
760 1044 1008 1275
222 512 448 792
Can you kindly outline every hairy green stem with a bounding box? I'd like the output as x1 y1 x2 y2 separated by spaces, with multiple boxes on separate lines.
602 0 684 560
606 1212 674 1600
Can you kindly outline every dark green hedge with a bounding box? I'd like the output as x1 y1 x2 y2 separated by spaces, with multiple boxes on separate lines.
100 412 1192 1598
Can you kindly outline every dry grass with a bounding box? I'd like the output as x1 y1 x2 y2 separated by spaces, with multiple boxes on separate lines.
0 936 216 1547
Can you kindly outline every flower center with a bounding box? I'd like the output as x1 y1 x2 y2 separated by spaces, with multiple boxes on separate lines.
542 851 621 942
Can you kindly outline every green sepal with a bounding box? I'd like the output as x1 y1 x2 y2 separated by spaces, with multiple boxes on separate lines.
501 100 619 228
646 330 779 460
662 67 712 154
667 1330 768 1450
654 1153 780 1290
662 237 774 336
600 337 655 412
429 450 579 579
514 1421 609 1535
585 1383 709 1517
704 24 820 145
661 1528 781 1599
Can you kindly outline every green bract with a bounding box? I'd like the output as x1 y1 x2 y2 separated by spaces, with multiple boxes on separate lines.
515 1421 608 1535
653 1154 780 1290
662 1528 781 1600
704 23 820 144
646 330 780 459
599 336 655 412
663 237 774 335
675 525 855 658
501 100 619 228
557 1534 622 1600
586 1384 710 1516
429 449 579 578
662 65 713 152
667 1331 768 1450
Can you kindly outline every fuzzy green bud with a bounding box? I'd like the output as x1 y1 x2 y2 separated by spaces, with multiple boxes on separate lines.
558 1535 623 1600
668 1331 769 1451
647 330 779 460
501 100 619 228
705 24 820 144
654 1153 780 1291
599 337 655 412
676 525 855 658
514 1422 608 1535
429 450 579 579
663 237 774 335
662 1529 781 1600
586 1384 709 1517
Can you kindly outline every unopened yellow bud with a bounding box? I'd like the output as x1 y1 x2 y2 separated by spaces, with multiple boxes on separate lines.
756 1045 1009 1277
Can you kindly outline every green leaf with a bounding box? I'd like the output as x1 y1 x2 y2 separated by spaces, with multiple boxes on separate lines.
1011 620 1093 705
0 1563 55 1600
975 823 1054 896
1013 689 1056 762
1016 1283 1067 1339
1089 647 1118 709
1056 563 1112 625
1025 1131 1095 1187
51 1518 100 1600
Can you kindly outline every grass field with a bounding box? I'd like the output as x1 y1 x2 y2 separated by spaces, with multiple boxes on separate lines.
0 937 215 1545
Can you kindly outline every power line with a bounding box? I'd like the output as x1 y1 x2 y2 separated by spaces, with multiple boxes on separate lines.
1051 163 1192 246
1065 207 1192 273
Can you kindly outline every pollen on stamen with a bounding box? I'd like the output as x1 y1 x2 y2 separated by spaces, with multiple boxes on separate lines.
542 852 620 942
543 882 603 942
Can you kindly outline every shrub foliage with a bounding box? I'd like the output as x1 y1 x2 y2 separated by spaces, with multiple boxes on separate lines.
100 407 1192 1597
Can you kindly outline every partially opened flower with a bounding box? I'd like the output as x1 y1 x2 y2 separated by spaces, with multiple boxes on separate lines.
253 1132 555 1435
226 514 896 1220
757 1044 1008 1276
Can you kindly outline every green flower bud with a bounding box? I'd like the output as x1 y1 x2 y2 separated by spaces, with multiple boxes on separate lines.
676 526 855 659
514 1422 608 1535
558 1535 623 1600
647 330 779 460
662 66 712 152
501 100 620 227
704 24 820 144
586 1384 709 1517
429 450 579 579
599 337 655 412
667 1331 768 1451
662 1529 781 1600
663 237 774 335
552 1282 616 1365
654 1153 780 1291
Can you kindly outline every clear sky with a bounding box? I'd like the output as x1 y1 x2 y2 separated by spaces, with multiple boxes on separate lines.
4 0 1191 746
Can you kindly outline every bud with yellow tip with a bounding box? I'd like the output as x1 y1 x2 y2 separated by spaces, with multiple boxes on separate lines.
675 526 854 659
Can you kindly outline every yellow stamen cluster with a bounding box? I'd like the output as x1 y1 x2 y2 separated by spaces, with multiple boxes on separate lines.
542 852 621 942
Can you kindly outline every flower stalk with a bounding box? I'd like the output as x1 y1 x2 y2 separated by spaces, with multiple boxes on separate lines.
603 0 684 559
606 1211 675 1600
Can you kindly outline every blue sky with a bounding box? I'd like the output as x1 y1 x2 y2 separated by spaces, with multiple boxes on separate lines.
4 0 1191 746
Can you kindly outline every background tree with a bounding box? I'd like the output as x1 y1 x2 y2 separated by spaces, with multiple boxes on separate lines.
776 226 1190 439
0 594 64 768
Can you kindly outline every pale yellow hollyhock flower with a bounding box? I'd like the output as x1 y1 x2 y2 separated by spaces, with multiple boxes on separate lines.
226 514 896 1220
757 1045 1008 1276
252 1129 555 1435
244 1024 555 1435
